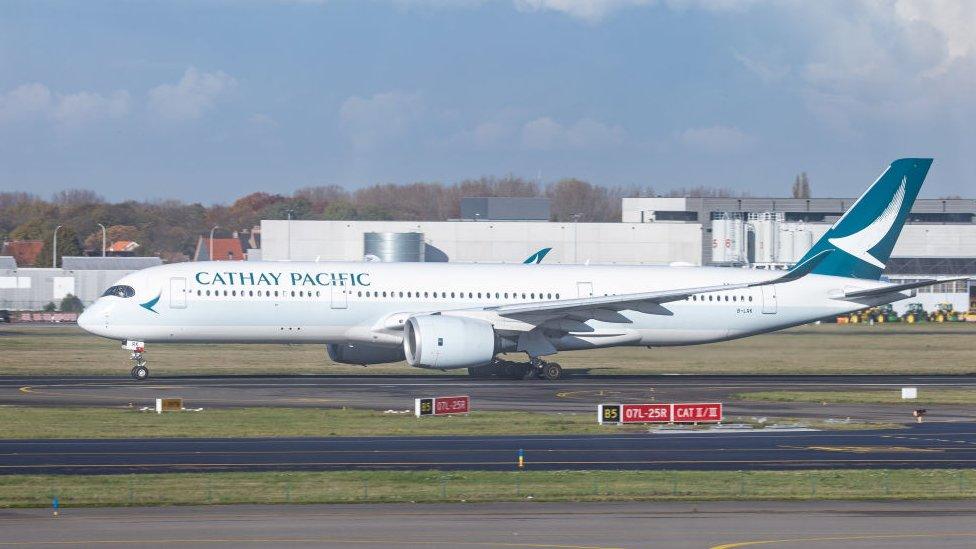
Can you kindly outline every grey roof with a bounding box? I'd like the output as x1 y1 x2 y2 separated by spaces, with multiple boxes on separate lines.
460 197 551 221
60 256 163 270
885 257 976 277
0 256 16 269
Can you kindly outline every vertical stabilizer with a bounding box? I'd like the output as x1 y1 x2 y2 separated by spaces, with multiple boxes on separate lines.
794 158 932 280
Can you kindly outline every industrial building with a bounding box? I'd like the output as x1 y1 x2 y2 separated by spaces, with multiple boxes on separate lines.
259 196 976 315
0 256 162 311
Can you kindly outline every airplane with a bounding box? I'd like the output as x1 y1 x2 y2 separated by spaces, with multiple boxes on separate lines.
79 158 963 381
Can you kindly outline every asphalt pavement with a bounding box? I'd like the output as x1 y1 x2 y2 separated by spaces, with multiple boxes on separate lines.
3 422 975 474
3 501 976 548
3 374 976 422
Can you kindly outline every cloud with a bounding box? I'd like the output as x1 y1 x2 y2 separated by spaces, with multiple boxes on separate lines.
0 83 130 126
148 67 237 121
513 0 654 22
52 90 131 125
339 91 424 150
520 116 625 150
677 125 755 154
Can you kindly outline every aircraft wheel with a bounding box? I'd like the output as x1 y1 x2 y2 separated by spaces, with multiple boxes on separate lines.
542 362 562 381
130 364 150 381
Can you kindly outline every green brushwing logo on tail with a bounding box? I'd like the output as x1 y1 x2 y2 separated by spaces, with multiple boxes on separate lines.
794 158 932 280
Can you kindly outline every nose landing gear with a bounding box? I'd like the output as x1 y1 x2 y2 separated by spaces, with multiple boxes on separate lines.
124 340 150 381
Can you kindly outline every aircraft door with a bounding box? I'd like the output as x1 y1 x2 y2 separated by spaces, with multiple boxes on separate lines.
169 277 187 309
760 285 777 314
330 286 348 309
577 282 593 298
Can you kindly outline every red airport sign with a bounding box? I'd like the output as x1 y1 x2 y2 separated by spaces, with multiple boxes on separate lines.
415 395 470 417
672 402 722 423
598 403 722 425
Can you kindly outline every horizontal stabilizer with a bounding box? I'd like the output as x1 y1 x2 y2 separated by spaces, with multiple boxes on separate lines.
841 277 969 300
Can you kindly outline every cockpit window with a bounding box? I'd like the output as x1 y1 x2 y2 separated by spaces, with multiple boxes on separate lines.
102 285 135 298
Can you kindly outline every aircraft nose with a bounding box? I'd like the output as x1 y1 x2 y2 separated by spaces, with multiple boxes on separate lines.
78 300 111 337
77 308 92 331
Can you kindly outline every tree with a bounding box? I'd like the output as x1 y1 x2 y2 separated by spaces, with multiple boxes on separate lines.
792 172 811 198
51 189 104 206
36 227 83 268
9 218 54 240
42 302 56 312
84 225 142 252
59 294 84 313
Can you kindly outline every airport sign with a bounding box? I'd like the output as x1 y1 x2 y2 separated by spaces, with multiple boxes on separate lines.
415 395 470 417
598 403 722 424
672 403 723 423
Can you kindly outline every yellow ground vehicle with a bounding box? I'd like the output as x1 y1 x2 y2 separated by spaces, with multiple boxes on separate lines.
902 302 927 323
929 302 962 322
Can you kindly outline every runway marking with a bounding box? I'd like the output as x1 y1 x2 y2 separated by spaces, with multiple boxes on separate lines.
0 537 618 548
4 457 976 470
18 387 30 394
5 446 975 458
3 431 976 446
799 445 942 454
710 531 976 548
555 389 655 400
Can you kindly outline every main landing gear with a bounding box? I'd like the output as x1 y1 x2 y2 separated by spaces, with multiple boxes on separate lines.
125 340 150 381
467 357 563 380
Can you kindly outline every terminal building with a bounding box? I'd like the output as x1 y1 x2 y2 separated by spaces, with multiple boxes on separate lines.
260 196 976 315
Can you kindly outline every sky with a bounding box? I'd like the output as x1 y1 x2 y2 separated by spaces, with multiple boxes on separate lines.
1 0 975 203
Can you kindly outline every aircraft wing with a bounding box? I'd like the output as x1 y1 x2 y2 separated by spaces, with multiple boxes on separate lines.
484 250 832 321
840 277 969 300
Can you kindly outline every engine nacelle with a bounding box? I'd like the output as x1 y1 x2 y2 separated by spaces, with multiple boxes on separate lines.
403 315 496 369
327 343 405 365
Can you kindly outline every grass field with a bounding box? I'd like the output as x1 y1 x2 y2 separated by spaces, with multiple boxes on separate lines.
734 389 976 405
0 406 896 439
3 469 975 508
2 322 975 377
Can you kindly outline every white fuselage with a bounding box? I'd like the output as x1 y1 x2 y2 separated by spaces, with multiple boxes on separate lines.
79 260 900 368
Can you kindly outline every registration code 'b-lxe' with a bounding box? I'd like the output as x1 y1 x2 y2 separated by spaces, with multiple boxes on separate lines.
415 395 470 417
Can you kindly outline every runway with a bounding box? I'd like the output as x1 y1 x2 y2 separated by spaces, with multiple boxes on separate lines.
3 501 976 548
4 374 976 422
3 422 976 474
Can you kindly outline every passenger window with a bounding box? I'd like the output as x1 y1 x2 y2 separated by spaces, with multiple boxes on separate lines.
555 293 560 299
531 293 535 299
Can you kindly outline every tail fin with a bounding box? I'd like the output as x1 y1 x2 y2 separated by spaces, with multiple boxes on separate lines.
794 158 932 280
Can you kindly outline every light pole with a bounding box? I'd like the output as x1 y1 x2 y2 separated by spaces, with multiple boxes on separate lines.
571 213 583 264
285 209 295 261
97 223 106 257
52 225 63 268
209 225 219 261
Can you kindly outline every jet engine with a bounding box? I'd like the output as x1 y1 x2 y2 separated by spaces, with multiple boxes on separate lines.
403 315 496 369
327 343 405 365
